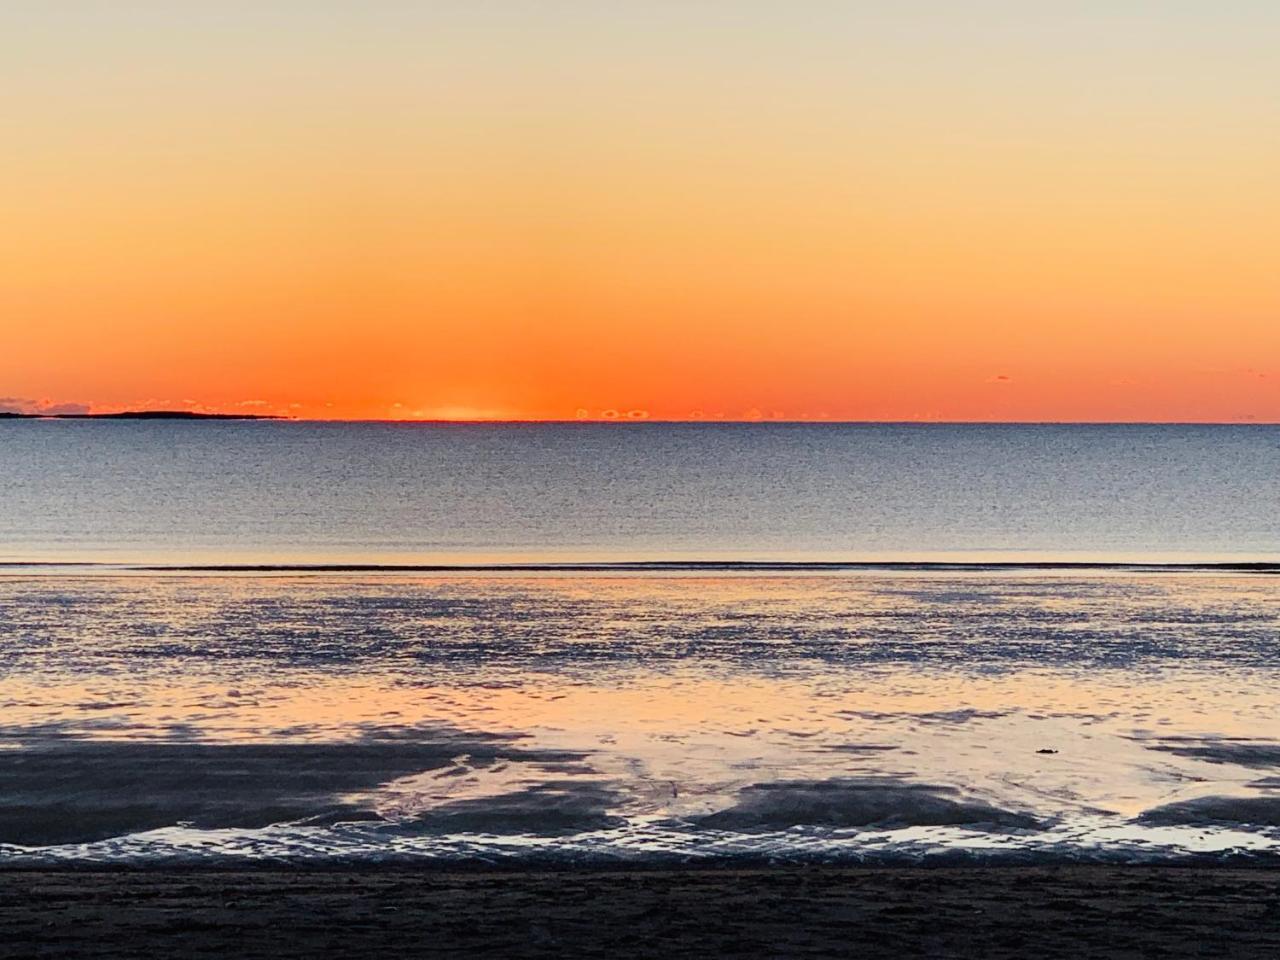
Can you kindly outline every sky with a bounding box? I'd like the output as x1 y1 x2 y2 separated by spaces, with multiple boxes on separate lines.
2 1 1278 421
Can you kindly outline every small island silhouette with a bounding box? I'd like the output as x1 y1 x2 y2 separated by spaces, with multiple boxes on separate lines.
0 411 282 420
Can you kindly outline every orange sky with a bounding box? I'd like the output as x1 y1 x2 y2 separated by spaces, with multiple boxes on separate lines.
2 3 1278 421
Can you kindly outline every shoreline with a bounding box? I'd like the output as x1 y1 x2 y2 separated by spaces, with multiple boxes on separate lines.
3 559 1279 574
6 865 1278 958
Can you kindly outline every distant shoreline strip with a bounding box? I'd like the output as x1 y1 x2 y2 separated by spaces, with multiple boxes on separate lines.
1 560 1277 574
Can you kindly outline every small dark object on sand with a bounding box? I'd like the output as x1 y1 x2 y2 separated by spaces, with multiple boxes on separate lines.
1037 749 1058 754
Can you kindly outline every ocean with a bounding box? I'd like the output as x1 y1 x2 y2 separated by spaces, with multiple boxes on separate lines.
3 420 1278 566
1 421 1278 865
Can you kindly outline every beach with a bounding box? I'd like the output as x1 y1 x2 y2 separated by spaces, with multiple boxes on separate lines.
3 570 1280 867
5 865 1279 958
4 424 1280 954
10 0 1280 951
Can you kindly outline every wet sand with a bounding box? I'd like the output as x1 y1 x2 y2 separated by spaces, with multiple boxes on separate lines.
3 866 1278 958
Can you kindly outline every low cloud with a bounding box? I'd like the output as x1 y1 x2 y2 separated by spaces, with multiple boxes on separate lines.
41 402 91 416
0 397 91 416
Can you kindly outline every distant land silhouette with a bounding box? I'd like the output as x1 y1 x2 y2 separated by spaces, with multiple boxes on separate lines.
0 411 282 420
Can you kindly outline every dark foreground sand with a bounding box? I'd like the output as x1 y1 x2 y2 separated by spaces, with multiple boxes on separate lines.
2 866 1278 959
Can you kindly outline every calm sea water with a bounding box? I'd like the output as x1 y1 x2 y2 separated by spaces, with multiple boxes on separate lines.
2 421 1278 564
1 422 1279 865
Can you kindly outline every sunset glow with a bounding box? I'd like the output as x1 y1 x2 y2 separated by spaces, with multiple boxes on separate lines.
3 2 1278 421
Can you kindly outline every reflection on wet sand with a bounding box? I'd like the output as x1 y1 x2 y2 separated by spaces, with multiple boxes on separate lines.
0 573 1278 862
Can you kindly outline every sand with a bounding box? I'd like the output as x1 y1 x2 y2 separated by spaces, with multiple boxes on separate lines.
2 865 1278 958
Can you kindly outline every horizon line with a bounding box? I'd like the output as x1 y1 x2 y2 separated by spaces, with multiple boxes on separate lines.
296 417 1280 425
6 413 1279 426
3 560 1278 574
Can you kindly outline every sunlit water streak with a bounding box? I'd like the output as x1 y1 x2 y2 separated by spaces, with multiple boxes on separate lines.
1 571 1278 865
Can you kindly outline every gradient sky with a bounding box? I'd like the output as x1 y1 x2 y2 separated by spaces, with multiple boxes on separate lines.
2 1 1278 421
